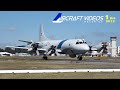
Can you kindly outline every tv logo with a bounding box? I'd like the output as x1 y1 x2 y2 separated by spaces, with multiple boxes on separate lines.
52 13 63 23
52 13 106 23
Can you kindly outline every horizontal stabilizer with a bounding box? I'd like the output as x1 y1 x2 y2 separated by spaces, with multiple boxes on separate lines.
18 40 32 45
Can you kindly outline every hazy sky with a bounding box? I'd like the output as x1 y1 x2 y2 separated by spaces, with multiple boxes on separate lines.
0 11 120 47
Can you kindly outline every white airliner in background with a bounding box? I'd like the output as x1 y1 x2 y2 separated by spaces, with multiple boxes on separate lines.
6 24 90 60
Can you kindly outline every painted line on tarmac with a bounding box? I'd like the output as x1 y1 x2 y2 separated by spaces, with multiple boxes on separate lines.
0 69 120 73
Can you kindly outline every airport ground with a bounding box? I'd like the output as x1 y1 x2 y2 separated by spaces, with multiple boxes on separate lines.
0 56 120 79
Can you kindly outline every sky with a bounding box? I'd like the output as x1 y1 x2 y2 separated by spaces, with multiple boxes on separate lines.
0 11 120 48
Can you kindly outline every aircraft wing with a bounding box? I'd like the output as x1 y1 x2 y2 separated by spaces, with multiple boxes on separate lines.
5 46 29 50
37 48 47 54
56 49 62 53
6 46 61 55
37 48 47 51
38 48 62 54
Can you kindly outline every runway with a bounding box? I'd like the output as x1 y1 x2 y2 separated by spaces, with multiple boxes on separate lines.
1 56 120 70
0 69 120 73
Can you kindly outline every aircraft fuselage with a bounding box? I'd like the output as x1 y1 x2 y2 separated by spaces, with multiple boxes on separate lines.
38 39 89 55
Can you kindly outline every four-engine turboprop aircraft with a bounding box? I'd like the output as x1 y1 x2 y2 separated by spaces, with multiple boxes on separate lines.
6 24 90 60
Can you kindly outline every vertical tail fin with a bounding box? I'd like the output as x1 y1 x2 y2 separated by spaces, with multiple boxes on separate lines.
39 24 49 41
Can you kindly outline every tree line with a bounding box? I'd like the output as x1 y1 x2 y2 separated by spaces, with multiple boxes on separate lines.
0 47 30 54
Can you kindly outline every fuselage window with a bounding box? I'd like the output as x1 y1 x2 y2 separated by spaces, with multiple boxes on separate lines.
79 42 82 44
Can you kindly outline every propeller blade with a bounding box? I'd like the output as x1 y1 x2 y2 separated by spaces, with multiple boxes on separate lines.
27 42 40 56
36 50 40 56
47 45 57 56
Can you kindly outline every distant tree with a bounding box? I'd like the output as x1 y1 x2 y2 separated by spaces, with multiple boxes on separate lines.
15 48 28 53
0 48 4 52
4 47 16 54
4 47 30 54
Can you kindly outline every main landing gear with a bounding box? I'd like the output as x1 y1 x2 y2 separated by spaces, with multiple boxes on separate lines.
77 55 83 60
43 54 48 60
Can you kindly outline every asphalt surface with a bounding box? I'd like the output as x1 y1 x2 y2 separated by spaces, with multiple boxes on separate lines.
1 56 120 69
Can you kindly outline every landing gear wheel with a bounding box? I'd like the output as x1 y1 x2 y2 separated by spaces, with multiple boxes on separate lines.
43 55 48 60
77 56 82 60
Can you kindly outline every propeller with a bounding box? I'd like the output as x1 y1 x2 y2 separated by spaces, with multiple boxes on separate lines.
18 40 40 56
47 45 57 56
89 45 92 53
99 42 108 54
30 43 40 56
88 42 108 55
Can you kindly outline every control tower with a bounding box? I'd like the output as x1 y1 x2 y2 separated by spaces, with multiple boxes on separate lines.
110 37 117 57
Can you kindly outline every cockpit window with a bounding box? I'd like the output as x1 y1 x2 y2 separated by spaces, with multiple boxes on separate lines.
76 42 79 44
76 41 87 44
76 42 83 44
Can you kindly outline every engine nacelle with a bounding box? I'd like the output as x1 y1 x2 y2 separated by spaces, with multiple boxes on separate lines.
28 48 33 51
69 54 76 58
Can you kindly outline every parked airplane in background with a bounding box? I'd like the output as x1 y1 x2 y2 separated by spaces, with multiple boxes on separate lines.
89 42 108 54
6 24 90 60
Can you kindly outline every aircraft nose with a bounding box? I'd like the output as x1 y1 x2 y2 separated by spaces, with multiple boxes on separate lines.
84 45 90 51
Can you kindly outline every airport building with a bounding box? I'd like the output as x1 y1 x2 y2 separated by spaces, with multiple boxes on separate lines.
96 37 118 57
110 37 117 57
117 46 120 55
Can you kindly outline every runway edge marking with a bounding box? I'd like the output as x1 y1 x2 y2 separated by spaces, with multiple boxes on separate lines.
0 69 120 73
